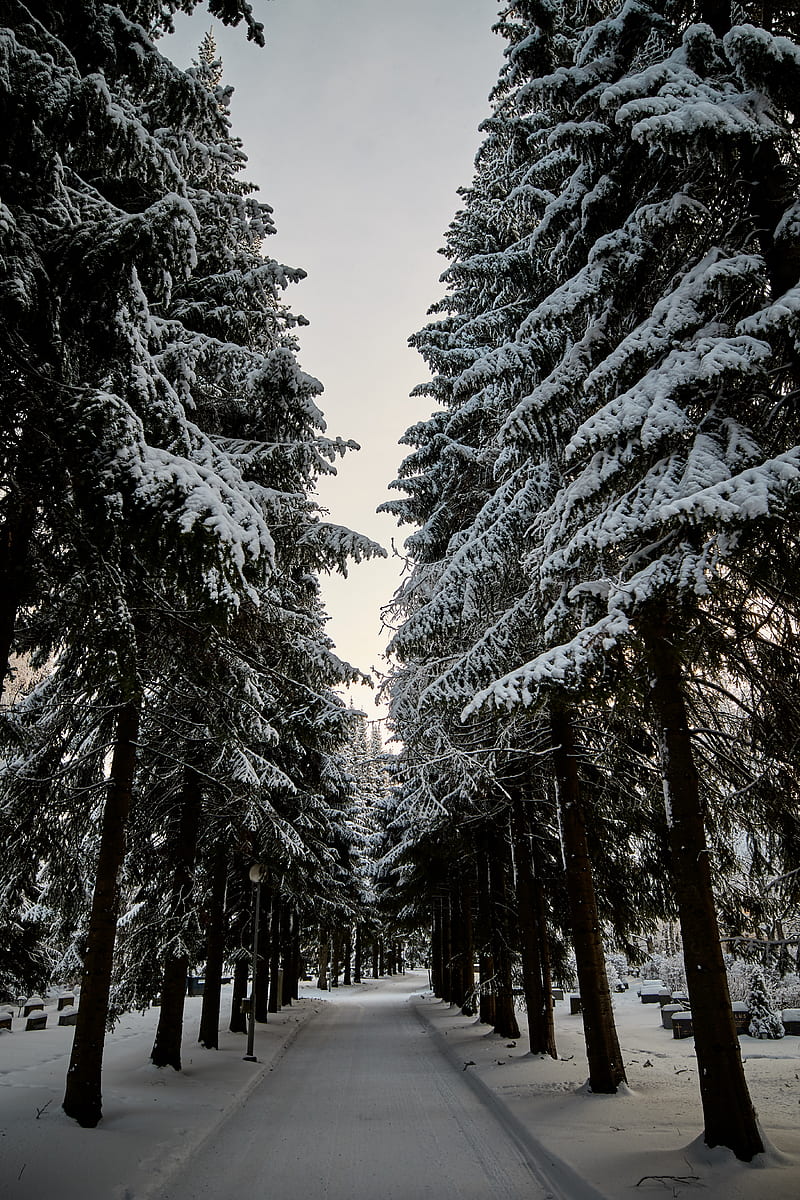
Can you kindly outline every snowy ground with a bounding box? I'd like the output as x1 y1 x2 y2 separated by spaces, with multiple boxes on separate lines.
418 988 800 1199
1 973 798 1199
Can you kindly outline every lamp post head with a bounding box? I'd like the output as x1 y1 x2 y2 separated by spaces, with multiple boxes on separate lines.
249 863 266 884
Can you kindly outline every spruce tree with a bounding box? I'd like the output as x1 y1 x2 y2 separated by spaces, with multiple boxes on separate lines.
747 970 784 1039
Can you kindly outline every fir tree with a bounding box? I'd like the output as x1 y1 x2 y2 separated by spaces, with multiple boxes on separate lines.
747 970 784 1039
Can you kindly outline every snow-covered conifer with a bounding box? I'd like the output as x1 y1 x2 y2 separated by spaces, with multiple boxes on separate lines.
747 970 785 1039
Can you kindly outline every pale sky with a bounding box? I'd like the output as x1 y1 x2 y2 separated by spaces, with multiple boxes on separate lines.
168 0 503 722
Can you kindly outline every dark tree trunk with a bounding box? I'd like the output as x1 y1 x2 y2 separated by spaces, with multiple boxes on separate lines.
438 895 452 1001
535 875 557 1050
278 903 294 1006
268 891 282 1012
317 929 329 990
487 830 521 1040
343 927 352 985
551 705 626 1093
151 767 202 1069
510 794 557 1057
448 879 467 1009
254 888 271 1022
287 909 301 1001
230 958 248 1033
331 927 342 988
454 869 476 1015
354 924 363 984
198 841 228 1049
475 848 496 1026
431 902 443 998
641 613 763 1161
63 701 139 1127
371 938 379 980
151 958 189 1070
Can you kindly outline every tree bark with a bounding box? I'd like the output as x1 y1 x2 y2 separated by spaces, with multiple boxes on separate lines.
475 848 496 1026
510 794 557 1057
254 889 271 1023
62 701 139 1127
317 929 329 990
198 841 228 1049
343 927 352 985
331 927 342 988
354 924 363 984
641 612 763 1160
229 957 248 1033
151 767 202 1069
267 890 282 1013
551 705 626 1093
431 897 445 997
487 830 521 1040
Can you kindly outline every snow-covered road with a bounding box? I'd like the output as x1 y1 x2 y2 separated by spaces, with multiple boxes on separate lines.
153 975 566 1200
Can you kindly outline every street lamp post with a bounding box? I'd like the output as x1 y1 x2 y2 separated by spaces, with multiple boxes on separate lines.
243 863 266 1062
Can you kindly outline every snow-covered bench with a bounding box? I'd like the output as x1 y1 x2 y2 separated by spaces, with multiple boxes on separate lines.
25 1012 47 1031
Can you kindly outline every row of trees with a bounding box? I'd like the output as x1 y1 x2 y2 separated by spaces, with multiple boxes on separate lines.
383 0 800 1163
0 1 388 1127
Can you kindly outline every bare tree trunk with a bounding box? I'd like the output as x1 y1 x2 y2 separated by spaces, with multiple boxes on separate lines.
268 891 282 1013
63 701 139 1127
343 927 352 985
456 870 476 1015
475 848 496 1026
354 924 363 984
198 842 228 1049
510 794 557 1057
431 899 444 997
317 929 329 990
229 958 248 1034
551 705 626 1093
331 927 342 988
487 829 521 1040
151 768 202 1069
641 612 763 1160
254 889 271 1022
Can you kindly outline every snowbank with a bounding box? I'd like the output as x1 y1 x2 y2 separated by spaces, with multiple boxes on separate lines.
1 976 798 1199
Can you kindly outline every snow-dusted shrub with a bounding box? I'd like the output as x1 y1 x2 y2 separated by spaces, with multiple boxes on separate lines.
725 955 752 1003
640 953 685 993
605 953 628 991
725 957 800 1008
747 971 785 1039
771 972 800 1011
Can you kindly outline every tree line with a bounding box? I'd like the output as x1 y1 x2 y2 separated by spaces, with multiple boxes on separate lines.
0 0 389 1128
382 0 800 1164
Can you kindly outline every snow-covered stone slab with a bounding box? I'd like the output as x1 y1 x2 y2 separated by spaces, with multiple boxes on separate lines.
661 1003 685 1030
672 1011 694 1038
781 1008 800 1034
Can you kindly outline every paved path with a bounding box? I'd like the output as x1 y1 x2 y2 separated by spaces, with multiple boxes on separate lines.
155 975 553 1200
